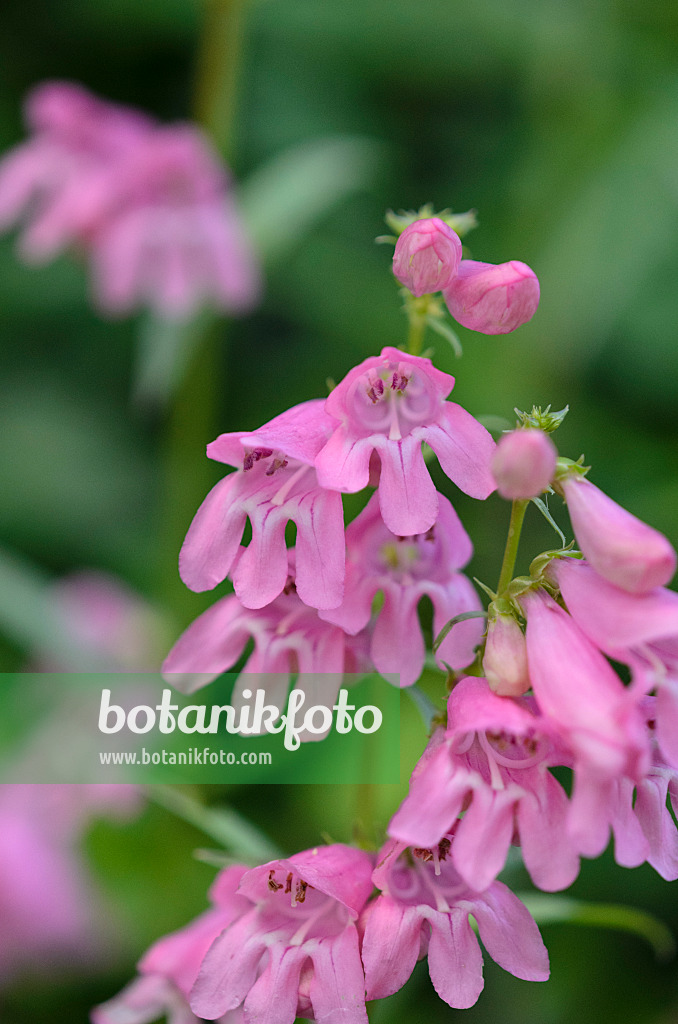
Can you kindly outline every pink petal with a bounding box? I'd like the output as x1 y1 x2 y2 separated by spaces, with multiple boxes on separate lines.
634 773 678 880
162 596 252 692
388 743 469 847
292 486 345 611
190 914 264 1019
307 928 368 1024
452 784 516 892
517 772 580 892
371 434 439 535
422 403 496 500
242 944 306 1024
231 506 288 609
315 428 373 493
178 474 246 593
426 908 484 1009
363 897 422 1000
467 882 549 981
370 585 426 687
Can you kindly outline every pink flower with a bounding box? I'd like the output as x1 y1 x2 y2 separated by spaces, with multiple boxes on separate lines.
443 259 539 334
179 401 345 611
93 864 250 1024
189 844 374 1024
523 589 649 856
90 125 260 318
0 81 152 261
389 678 579 892
315 346 496 536
320 492 483 686
361 838 549 1010
560 475 676 594
392 217 462 296
163 585 368 738
483 612 531 696
491 428 557 500
0 783 140 984
0 80 260 319
554 557 678 769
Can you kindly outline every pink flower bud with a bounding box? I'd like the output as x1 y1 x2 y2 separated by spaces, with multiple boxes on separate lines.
483 612 531 696
392 217 462 296
491 428 557 500
443 259 540 335
561 475 677 594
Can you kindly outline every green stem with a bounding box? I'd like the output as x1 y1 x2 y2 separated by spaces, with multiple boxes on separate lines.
406 310 426 356
158 0 248 616
496 499 529 596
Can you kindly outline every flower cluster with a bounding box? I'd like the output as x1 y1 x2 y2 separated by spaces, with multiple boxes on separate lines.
163 345 496 697
0 81 260 318
95 842 549 1023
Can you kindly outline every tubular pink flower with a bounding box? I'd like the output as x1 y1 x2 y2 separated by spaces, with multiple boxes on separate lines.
179 400 345 611
491 428 557 500
320 492 482 686
315 347 496 536
555 557 678 769
442 259 539 335
561 475 676 594
190 845 374 1024
388 678 578 892
483 612 531 696
392 217 462 296
523 590 649 856
93 864 250 1024
362 838 549 1009
162 585 367 741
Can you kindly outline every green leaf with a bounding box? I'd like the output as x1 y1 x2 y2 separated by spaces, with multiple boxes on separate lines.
433 610 487 653
147 785 283 863
406 684 440 731
425 315 463 357
520 894 676 962
530 496 567 546
238 136 386 264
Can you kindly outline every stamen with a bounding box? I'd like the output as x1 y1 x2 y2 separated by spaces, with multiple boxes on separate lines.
265 457 289 477
243 447 273 472
268 870 283 892
284 872 293 893
367 376 385 404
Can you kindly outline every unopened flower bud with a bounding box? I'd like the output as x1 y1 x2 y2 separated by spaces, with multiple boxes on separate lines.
443 259 539 335
561 475 677 594
491 428 557 500
392 217 462 296
483 612 530 696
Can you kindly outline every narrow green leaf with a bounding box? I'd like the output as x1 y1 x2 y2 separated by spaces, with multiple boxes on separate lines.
425 315 463 357
147 785 283 864
521 894 676 962
433 610 487 653
531 496 567 546
133 311 215 410
238 136 386 264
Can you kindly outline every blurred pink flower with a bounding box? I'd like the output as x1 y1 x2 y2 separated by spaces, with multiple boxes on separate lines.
392 217 462 296
315 346 496 536
362 838 549 1009
0 80 260 319
190 845 374 1024
0 783 139 983
443 259 539 334
319 492 483 686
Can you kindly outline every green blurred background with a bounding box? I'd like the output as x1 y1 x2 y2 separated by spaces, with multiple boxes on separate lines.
1 0 678 1021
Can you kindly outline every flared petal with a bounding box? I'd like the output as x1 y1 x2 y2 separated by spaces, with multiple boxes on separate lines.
452 784 516 892
422 403 496 500
425 908 484 1009
362 897 422 1000
179 474 246 592
307 928 368 1024
370 585 426 687
242 944 307 1024
517 771 580 891
467 882 549 981
370 434 438 536
292 486 345 611
190 913 265 1019
162 596 252 692
315 428 375 494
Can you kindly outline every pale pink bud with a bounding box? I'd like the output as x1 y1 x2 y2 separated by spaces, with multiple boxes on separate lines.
483 612 531 696
443 259 539 334
392 217 462 296
491 428 557 500
562 475 677 594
